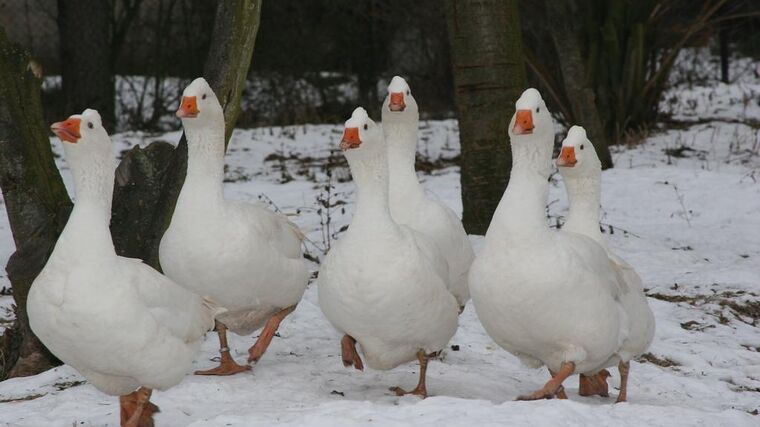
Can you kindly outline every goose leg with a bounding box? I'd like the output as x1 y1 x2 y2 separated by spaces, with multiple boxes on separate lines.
390 350 430 398
341 334 364 371
616 361 630 403
120 387 158 427
195 321 251 376
579 369 611 397
248 305 297 363
517 361 575 401
548 369 568 399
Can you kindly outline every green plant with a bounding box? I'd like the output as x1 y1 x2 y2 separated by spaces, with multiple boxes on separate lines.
580 0 729 143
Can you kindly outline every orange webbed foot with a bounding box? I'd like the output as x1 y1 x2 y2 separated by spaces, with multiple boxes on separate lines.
340 335 364 371
579 370 611 397
195 350 251 376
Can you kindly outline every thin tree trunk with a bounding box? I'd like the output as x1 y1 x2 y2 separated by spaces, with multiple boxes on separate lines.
351 1 382 117
204 0 263 145
445 0 527 235
0 30 72 379
58 0 115 131
110 0 263 267
545 0 613 170
719 26 729 84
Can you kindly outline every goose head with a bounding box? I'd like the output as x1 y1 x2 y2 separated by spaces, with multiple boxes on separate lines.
556 125 601 177
51 109 110 156
51 109 113 199
340 107 384 161
508 88 553 146
176 77 223 130
382 76 418 120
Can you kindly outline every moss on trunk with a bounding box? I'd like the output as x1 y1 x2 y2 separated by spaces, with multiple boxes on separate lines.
0 0 263 377
445 0 527 235
0 29 72 379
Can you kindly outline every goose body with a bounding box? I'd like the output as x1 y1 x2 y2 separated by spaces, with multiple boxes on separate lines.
31 254 216 394
159 78 309 373
319 227 457 370
468 90 628 399
382 76 474 308
557 126 655 400
27 109 216 423
160 194 307 335
318 108 458 395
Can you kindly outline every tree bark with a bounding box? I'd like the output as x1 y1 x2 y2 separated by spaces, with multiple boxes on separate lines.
0 30 72 379
58 0 115 131
110 0 263 267
545 0 613 169
445 0 527 235
204 0 263 145
0 0 262 378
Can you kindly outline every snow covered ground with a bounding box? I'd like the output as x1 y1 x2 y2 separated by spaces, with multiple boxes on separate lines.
1 77 759 424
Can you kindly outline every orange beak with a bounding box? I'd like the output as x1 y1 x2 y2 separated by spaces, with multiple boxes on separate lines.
50 117 82 143
556 146 577 167
513 109 534 135
389 92 406 112
176 96 199 118
340 127 361 150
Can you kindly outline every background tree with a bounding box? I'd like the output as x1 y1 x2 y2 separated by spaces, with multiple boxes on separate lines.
545 0 613 169
57 0 115 131
111 0 262 268
577 0 730 144
0 0 262 379
0 29 72 379
445 0 527 235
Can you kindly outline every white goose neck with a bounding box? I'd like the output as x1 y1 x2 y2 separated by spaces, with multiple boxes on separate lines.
562 173 605 247
383 118 425 202
497 137 554 237
346 149 397 233
57 143 116 259
183 121 225 203
65 143 115 213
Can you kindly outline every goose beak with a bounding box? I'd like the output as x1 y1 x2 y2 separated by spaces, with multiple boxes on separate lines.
513 110 534 135
177 96 199 118
51 117 82 143
556 146 577 167
389 92 406 112
340 127 361 150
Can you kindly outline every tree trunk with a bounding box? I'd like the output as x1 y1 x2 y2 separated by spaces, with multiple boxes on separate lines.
204 0 263 145
445 0 527 235
545 0 613 169
58 0 115 131
350 0 383 118
110 0 263 268
719 26 729 84
0 29 73 379
0 0 262 378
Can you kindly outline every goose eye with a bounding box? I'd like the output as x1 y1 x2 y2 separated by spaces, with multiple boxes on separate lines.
202 94 207 100
406 90 410 96
87 122 94 129
580 144 585 150
363 124 368 130
536 107 540 113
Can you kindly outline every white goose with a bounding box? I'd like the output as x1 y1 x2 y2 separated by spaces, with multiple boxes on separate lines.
468 89 628 400
28 109 217 426
557 126 655 402
159 78 310 375
318 107 459 397
382 76 474 309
